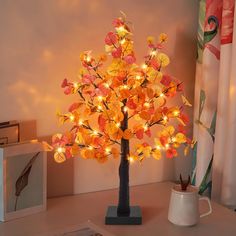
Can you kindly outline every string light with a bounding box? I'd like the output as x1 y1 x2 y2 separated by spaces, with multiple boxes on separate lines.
172 137 176 142
123 85 128 89
142 64 148 70
128 156 134 163
105 147 111 154
159 93 165 98
88 146 94 150
163 116 168 122
78 119 83 125
165 144 170 149
86 55 91 62
97 105 103 111
120 38 126 45
117 26 125 32
144 102 150 108
116 122 121 128
98 96 103 101
104 83 109 88
57 147 64 153
92 130 98 136
150 50 157 56
69 114 75 121
136 75 141 80
73 82 79 89
173 110 180 116
123 106 128 112
143 124 148 131
155 145 161 150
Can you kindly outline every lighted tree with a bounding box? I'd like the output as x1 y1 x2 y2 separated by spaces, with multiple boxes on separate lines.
51 14 191 224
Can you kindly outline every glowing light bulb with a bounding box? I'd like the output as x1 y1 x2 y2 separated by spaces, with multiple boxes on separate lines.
105 147 111 154
144 102 150 108
155 145 161 150
57 147 64 153
120 38 126 45
163 116 168 121
98 96 103 101
86 55 91 62
92 130 98 136
136 75 141 80
172 137 176 142
150 50 157 56
123 106 128 112
160 93 165 98
165 144 170 149
143 125 148 131
88 146 93 150
116 122 121 128
118 26 125 32
97 105 102 111
79 119 83 125
128 156 134 163
142 64 148 70
104 83 109 88
69 115 75 121
173 110 180 116
73 82 79 89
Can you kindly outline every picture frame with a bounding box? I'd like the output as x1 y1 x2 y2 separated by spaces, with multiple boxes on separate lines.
0 141 47 221
0 121 20 145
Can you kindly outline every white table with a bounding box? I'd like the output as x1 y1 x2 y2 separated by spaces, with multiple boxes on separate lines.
0 182 236 236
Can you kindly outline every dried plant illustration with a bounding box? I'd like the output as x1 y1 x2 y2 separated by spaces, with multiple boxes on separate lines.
14 152 40 211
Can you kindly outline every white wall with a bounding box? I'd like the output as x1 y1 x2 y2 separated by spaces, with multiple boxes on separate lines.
0 0 198 196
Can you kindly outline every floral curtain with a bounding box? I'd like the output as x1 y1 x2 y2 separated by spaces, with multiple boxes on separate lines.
192 0 235 208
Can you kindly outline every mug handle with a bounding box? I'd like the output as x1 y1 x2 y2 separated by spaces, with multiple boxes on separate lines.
199 196 212 218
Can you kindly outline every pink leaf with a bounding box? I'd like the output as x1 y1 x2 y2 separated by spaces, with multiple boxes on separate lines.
105 32 118 46
160 75 172 86
112 46 122 58
136 129 144 139
124 54 136 64
61 78 68 88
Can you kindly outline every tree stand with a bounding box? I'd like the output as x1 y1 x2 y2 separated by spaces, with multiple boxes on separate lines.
105 111 142 225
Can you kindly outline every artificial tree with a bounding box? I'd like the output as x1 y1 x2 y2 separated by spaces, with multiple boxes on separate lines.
51 14 191 225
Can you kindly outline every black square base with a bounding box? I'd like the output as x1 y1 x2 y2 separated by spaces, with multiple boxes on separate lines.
105 206 142 225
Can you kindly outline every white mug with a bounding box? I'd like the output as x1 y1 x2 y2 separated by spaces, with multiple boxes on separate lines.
168 184 212 226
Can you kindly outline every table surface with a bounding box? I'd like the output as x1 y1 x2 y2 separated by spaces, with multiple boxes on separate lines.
0 182 236 236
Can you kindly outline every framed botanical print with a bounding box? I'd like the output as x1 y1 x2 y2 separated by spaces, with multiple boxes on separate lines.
0 141 46 221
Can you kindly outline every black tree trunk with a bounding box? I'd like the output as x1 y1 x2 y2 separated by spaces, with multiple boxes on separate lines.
117 110 130 216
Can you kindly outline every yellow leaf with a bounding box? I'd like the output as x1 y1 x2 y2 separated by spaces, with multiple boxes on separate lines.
181 95 192 107
159 33 168 43
157 53 170 67
147 36 155 44
152 149 162 160
166 126 175 135
175 133 187 143
123 129 133 140
54 152 66 163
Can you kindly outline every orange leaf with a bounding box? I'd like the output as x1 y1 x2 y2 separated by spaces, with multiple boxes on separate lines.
123 129 133 140
140 111 151 120
111 147 119 159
